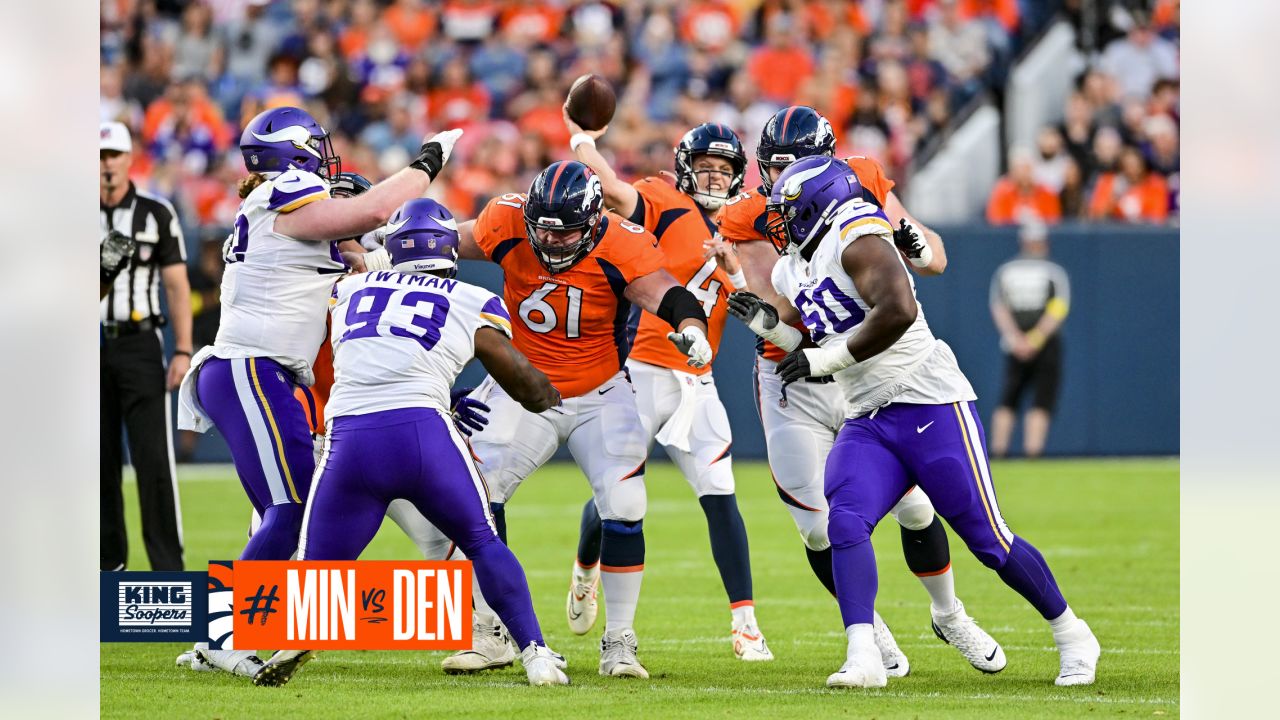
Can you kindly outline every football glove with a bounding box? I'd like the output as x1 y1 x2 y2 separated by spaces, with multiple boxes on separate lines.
411 129 464 180
100 229 135 285
449 387 491 437
893 219 933 269
667 326 713 368
726 291 803 351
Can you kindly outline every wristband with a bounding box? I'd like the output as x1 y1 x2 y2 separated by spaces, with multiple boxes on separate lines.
570 133 596 152
726 269 747 289
804 341 857 376
173 349 192 358
759 322 803 352
363 247 392 272
907 242 934 269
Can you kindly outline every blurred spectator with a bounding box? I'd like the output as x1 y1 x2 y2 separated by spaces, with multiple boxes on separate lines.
986 147 1062 225
1149 78 1179 123
383 0 437 52
1059 157 1087 220
1032 127 1070 194
633 12 691 121
1153 0 1180 43
928 0 990 100
1088 125 1123 180
1056 92 1095 172
867 0 913 66
221 0 282 91
1098 11 1179 100
172 2 223 84
360 93 426 159
427 55 491 128
500 1 564 45
441 0 498 44
1143 114 1179 177
1088 145 1169 223
680 0 739 54
470 27 528 111
747 13 813 104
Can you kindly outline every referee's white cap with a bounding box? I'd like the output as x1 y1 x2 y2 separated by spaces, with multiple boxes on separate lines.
100 122 132 153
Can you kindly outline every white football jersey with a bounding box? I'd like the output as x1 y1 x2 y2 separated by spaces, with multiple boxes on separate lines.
326 271 514 418
213 168 345 376
772 198 975 418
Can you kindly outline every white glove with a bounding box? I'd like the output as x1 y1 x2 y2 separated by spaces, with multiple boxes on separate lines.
363 246 392 271
359 225 387 251
410 128 464 179
426 128 464 167
667 326 713 368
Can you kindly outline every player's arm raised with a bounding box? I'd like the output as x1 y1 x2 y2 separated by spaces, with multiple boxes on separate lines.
473 326 560 413
624 269 713 368
777 236 917 383
564 106 640 220
276 130 463 242
885 191 947 275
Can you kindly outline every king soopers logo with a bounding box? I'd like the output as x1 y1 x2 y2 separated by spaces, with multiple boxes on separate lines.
119 581 192 626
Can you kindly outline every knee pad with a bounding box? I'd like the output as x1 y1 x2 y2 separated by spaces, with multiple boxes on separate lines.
891 489 937 531
791 508 831 551
603 478 646 522
826 505 872 550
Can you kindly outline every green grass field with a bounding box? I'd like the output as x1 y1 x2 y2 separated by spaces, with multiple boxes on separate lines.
101 458 1178 719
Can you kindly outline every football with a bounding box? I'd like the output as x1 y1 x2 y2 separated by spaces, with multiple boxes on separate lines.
566 73 616 132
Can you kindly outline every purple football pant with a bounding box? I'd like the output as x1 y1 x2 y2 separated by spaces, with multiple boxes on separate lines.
827 401 1068 626
299 407 544 650
197 357 313 560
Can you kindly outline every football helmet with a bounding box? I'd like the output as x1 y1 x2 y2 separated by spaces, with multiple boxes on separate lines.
765 156 862 259
675 123 747 210
384 198 461 277
240 106 340 179
524 160 605 273
757 106 836 195
329 171 371 198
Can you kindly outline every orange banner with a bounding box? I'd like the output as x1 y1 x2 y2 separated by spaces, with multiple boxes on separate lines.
228 561 473 650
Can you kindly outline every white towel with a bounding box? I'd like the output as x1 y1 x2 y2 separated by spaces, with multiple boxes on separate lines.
654 369 699 453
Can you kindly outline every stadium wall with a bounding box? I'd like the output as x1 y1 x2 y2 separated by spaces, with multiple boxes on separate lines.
179 224 1178 462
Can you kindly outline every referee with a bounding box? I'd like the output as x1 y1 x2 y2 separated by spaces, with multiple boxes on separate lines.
100 122 191 570
989 221 1070 459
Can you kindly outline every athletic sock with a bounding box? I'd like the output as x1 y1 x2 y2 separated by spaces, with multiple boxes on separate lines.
996 535 1069 620
1049 606 1079 634
489 502 507 544
730 602 756 628
698 494 753 604
600 519 645 631
805 546 838 597
576 499 603 567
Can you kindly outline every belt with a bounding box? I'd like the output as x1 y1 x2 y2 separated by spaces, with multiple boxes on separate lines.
101 317 163 339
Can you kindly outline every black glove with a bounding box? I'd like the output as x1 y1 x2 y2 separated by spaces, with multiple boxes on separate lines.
776 347 812 386
100 229 135 285
449 387 491 437
893 219 929 263
726 290 778 329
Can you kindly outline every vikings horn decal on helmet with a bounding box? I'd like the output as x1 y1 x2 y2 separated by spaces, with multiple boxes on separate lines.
384 198 462 277
757 106 836 194
240 106 341 180
524 160 606 273
764 156 864 259
674 123 747 210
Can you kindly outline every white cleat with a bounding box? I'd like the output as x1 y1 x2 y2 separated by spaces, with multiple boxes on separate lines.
1054 619 1101 686
931 599 1007 673
253 650 316 687
441 617 517 674
872 612 910 678
599 628 649 679
566 564 600 635
175 647 216 672
732 622 775 661
195 649 265 679
521 643 570 686
827 642 888 688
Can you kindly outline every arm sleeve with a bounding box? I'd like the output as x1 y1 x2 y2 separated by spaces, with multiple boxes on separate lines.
267 169 330 213
153 199 187 266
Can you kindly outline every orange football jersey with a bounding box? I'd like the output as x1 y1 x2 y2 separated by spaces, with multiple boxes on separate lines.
717 156 895 362
473 194 666 398
625 178 731 375
294 320 332 434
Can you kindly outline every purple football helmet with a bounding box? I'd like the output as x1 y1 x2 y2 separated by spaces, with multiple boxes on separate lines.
385 199 461 277
239 107 340 179
765 156 862 258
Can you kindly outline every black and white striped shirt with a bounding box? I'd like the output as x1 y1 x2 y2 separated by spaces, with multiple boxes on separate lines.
99 183 186 324
990 256 1071 332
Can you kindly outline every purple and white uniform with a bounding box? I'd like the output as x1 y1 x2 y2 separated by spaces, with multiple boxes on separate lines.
773 198 1067 628
177 167 342 560
299 269 547 649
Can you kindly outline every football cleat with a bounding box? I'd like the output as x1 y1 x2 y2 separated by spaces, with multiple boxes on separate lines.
872 612 910 677
599 628 649 679
566 564 600 635
194 649 264 679
521 643 570 686
931 599 1006 673
253 650 315 687
732 622 775 661
826 641 887 688
1053 618 1101 686
175 647 216 672
441 617 517 674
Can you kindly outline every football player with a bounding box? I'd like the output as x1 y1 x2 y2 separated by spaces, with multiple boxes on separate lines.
563 114 773 660
173 106 462 679
258 199 568 687
391 160 713 680
738 156 1099 688
716 106 1003 676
